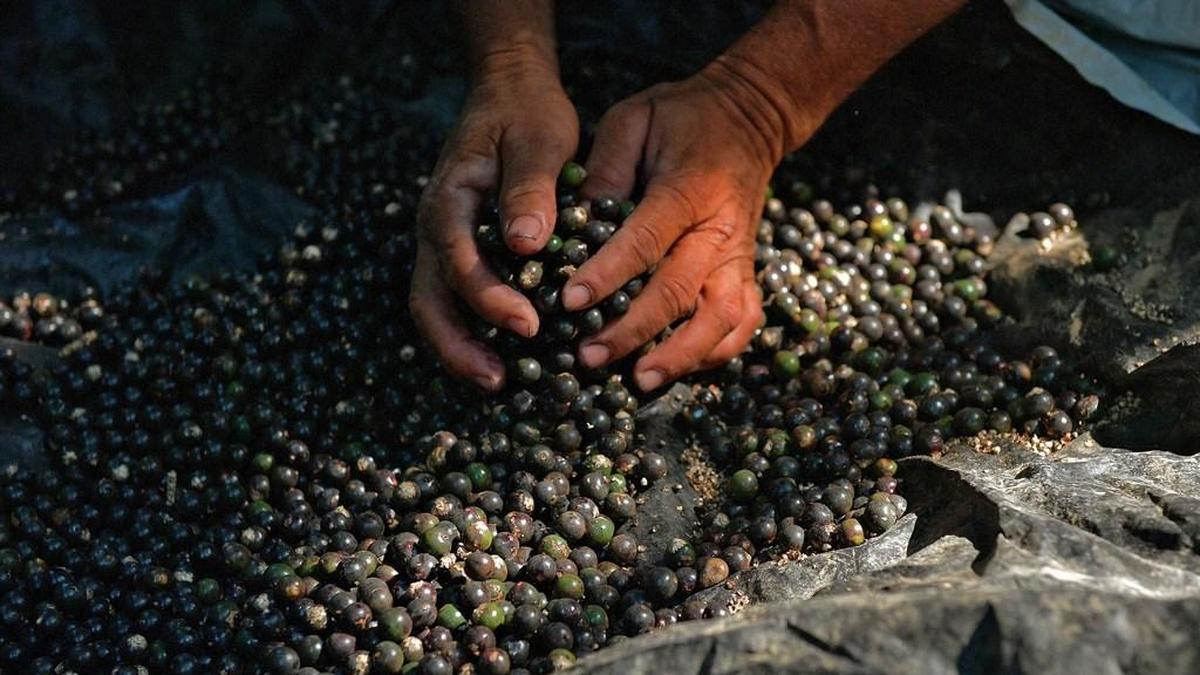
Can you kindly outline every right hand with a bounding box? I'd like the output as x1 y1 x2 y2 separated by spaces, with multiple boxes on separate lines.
409 48 579 391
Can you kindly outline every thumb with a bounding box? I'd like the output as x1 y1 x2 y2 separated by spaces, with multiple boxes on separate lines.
499 126 578 256
580 97 651 201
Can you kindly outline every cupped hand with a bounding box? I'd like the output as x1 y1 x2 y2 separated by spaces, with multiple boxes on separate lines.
564 60 802 391
410 51 579 391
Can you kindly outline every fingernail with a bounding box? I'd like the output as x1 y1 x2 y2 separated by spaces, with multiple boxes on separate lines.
579 342 611 368
507 316 535 338
506 214 543 242
473 373 501 391
636 369 665 391
562 284 591 310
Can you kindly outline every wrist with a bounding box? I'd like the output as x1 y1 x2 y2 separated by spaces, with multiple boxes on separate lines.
459 0 559 85
699 56 813 166
472 37 559 85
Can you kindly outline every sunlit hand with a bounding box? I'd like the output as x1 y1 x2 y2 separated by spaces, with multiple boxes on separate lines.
563 61 805 391
410 51 579 391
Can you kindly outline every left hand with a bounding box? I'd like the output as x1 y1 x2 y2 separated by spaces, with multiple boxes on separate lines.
562 60 805 391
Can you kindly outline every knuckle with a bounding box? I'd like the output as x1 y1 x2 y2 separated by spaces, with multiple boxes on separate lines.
416 185 440 219
630 321 665 351
657 349 700 382
443 340 473 368
654 361 685 382
502 178 550 206
440 232 472 260
653 181 701 223
584 170 622 198
749 302 766 328
659 274 696 320
705 216 740 247
709 339 746 366
439 237 479 282
507 125 574 163
712 294 743 333
630 225 667 270
452 134 499 166
540 131 576 158
417 186 454 237
601 99 636 125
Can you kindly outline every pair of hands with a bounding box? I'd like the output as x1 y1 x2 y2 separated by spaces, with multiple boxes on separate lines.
410 50 787 393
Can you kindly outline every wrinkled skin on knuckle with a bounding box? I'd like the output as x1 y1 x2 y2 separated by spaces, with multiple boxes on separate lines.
603 93 652 126
437 232 474 269
702 213 741 250
748 297 766 328
604 97 637 122
711 292 744 334
502 178 547 205
657 357 692 382
416 187 449 241
708 339 745 367
658 273 697 321
630 225 668 272
654 178 705 223
584 171 622 198
630 318 666 350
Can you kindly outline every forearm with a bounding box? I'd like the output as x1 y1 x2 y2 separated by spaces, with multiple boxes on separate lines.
454 0 559 79
710 0 967 156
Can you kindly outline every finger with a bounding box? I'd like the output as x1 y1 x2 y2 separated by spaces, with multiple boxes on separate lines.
423 159 540 338
576 217 733 369
409 246 505 391
699 279 763 369
561 180 698 311
581 98 651 201
632 261 748 391
499 126 578 255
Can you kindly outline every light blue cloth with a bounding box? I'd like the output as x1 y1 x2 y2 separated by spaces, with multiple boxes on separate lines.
1007 0 1200 134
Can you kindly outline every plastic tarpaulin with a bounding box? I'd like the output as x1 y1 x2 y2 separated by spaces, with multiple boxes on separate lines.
1008 0 1200 134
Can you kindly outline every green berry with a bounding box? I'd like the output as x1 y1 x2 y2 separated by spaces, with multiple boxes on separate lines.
560 162 587 187
541 534 570 560
465 462 492 490
555 574 584 599
607 473 627 494
379 607 414 640
251 452 273 472
728 469 759 502
474 602 506 630
437 603 467 629
773 350 800 378
588 516 615 546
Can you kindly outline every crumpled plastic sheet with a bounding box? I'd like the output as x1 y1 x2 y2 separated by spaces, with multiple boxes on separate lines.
0 169 314 297
1008 0 1200 134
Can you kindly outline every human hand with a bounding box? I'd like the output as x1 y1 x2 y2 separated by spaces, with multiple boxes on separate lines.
563 60 811 391
409 49 579 391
